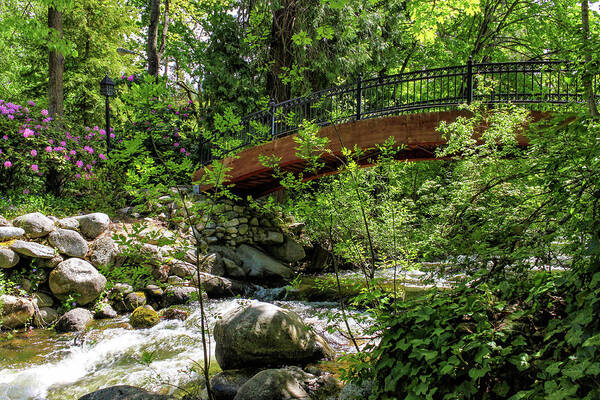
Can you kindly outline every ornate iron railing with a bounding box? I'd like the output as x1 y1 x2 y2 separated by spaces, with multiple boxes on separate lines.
199 59 599 165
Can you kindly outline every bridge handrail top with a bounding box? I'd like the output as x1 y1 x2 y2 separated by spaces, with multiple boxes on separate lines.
241 59 571 120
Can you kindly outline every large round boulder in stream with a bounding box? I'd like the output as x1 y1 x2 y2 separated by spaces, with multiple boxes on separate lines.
49 258 107 305
213 301 334 370
130 305 160 329
78 385 175 399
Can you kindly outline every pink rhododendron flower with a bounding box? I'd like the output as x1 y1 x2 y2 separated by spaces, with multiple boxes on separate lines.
76 160 83 168
7 115 14 120
60 141 66 146
99 153 107 160
23 128 34 138
70 150 76 155
45 146 52 152
110 133 115 138
180 148 186 153
31 164 38 171
75 173 81 179
173 142 179 147
127 75 134 81
49 139 54 144
30 149 37 157
99 129 106 136
2 135 7 140
93 126 99 131
41 109 49 116
3 161 12 168
28 101 36 106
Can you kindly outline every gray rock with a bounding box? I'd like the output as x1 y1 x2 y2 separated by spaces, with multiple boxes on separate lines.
0 248 19 268
48 229 89 258
200 252 225 276
270 238 306 263
78 385 176 400
13 212 54 238
236 245 293 279
167 275 186 285
10 240 55 259
33 307 59 327
0 215 9 226
77 213 110 239
39 254 64 269
95 303 118 319
124 292 147 311
233 368 309 400
108 283 134 300
234 367 340 400
0 295 35 329
170 261 196 278
163 286 199 307
32 292 54 307
55 307 93 332
89 236 118 268
56 217 79 230
214 301 334 370
210 369 257 400
49 258 107 305
223 257 246 278
191 272 250 298
0 226 25 241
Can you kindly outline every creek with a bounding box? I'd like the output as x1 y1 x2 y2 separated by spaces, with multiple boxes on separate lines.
0 297 368 400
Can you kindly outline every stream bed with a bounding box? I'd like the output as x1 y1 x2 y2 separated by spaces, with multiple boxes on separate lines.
0 298 369 400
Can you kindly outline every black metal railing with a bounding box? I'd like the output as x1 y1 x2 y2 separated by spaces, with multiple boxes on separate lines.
200 59 599 165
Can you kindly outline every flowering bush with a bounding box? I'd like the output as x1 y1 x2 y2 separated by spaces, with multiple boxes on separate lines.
0 99 109 194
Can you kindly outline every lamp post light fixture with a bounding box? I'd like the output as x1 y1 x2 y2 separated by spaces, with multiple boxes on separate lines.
99 74 115 153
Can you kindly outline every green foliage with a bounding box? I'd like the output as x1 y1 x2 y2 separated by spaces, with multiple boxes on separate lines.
344 267 600 400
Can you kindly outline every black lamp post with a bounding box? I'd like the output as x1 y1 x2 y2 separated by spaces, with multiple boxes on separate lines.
99 75 115 153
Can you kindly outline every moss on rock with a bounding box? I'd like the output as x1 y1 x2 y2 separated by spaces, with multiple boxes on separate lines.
129 306 159 329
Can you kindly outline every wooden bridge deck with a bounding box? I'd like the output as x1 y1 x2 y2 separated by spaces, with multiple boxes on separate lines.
193 110 543 197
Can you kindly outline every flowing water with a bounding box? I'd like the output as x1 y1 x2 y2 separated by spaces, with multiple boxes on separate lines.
0 298 369 400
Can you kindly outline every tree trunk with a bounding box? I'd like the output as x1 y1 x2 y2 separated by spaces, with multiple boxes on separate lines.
48 6 64 119
266 0 296 103
147 0 161 79
581 0 598 117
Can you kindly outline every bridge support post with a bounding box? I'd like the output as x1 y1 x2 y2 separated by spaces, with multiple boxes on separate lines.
466 56 473 104
270 100 276 139
356 73 362 120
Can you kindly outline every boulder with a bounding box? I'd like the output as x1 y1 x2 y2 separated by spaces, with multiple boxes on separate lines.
170 261 196 278
163 286 198 307
161 308 189 321
233 368 309 400
144 285 163 307
13 212 54 238
0 295 35 329
89 236 119 268
233 367 340 400
39 254 64 269
95 303 118 319
124 292 147 311
56 217 80 230
0 215 9 226
223 257 246 278
10 240 55 259
55 308 93 332
270 238 306 263
191 272 251 298
77 213 110 239
213 301 334 370
33 307 59 327
130 305 159 329
49 258 107 305
0 248 19 268
32 292 54 307
78 385 175 400
236 245 293 279
48 229 89 258
199 252 225 276
0 226 25 241
210 369 257 400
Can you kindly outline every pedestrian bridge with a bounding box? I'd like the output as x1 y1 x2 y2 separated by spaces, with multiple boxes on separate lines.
193 59 597 196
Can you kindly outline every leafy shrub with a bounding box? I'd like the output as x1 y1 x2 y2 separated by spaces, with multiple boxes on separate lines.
0 100 109 195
